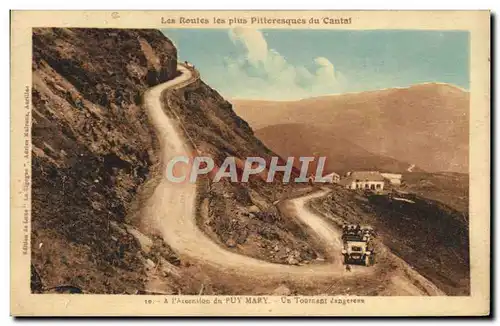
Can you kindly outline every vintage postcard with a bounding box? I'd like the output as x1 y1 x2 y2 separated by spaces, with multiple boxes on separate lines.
10 10 490 316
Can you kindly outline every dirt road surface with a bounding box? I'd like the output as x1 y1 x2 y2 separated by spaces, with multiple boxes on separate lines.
141 64 444 295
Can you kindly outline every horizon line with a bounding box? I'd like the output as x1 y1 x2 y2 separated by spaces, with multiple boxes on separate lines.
227 81 469 102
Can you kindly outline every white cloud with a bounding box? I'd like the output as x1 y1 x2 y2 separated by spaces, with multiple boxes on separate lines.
224 28 345 100
229 28 268 64
314 57 331 66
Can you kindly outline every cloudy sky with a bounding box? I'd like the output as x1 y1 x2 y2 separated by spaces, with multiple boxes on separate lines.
161 29 469 100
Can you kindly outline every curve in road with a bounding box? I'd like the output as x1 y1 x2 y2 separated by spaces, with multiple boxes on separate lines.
141 64 444 295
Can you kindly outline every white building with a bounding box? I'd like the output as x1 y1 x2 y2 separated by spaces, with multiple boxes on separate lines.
340 171 385 191
323 172 340 183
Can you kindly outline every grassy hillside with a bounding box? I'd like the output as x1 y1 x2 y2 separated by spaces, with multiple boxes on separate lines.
401 172 469 216
255 123 417 175
309 187 469 295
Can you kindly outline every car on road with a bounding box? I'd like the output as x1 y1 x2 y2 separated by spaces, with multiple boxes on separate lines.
341 224 376 266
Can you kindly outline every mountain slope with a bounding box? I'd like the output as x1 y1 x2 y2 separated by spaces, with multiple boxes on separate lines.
233 83 469 173
31 28 320 294
31 28 179 293
255 123 416 175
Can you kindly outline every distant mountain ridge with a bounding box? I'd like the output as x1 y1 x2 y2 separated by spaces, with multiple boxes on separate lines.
233 82 469 173
255 123 419 175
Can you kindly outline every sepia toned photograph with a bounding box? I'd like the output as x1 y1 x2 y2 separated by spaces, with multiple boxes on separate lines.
10 10 490 316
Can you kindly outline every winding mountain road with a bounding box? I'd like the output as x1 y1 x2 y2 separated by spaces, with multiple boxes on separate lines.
140 64 444 295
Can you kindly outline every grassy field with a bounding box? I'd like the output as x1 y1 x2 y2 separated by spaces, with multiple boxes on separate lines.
401 172 469 216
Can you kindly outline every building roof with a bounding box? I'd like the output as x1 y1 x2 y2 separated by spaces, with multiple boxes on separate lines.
338 178 353 186
349 171 385 182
